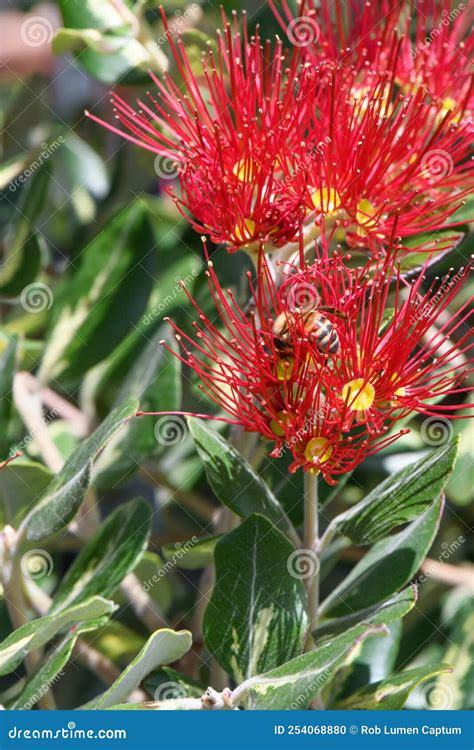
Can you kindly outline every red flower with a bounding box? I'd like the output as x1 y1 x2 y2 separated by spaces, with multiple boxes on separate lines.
86 11 316 252
271 0 473 126
150 239 471 481
285 64 473 255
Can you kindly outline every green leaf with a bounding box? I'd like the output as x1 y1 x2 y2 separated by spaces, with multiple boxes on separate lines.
431 599 474 709
93 331 181 488
82 629 192 709
0 159 51 295
447 416 474 505
51 497 151 612
335 665 451 710
39 202 156 384
58 0 133 33
162 535 219 571
56 0 166 84
143 667 204 700
133 552 173 614
0 335 17 453
188 419 298 544
22 398 138 541
0 458 53 527
320 495 444 617
446 197 474 226
338 621 403 698
203 514 307 684
9 618 108 709
59 132 109 205
329 438 458 545
232 623 387 710
0 596 116 676
315 587 417 639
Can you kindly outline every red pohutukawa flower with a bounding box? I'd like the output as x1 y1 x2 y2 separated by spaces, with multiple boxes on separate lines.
154 241 472 482
87 10 318 253
285 64 473 255
271 0 473 124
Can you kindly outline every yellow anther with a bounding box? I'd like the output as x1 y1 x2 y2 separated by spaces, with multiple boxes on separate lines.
304 436 333 466
234 218 256 243
311 186 341 214
232 159 258 182
341 378 376 411
270 411 290 437
276 357 294 381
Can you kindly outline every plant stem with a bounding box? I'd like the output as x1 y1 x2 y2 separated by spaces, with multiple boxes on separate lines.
303 472 320 645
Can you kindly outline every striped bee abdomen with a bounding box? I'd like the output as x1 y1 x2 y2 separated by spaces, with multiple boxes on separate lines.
313 314 340 354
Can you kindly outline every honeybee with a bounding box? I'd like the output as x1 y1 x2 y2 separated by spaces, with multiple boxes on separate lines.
272 296 346 357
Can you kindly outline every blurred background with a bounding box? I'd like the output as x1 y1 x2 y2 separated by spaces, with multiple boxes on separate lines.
0 0 472 710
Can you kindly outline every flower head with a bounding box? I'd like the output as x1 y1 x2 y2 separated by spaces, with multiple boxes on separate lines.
158 240 472 481
87 10 316 252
